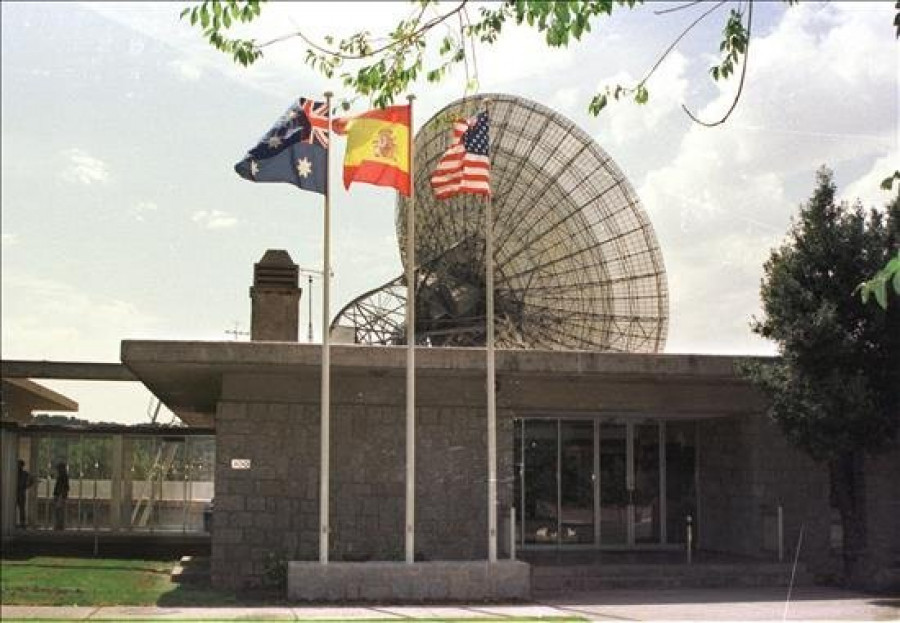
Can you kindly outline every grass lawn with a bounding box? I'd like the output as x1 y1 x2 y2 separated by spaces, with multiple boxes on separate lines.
0 556 241 607
2 556 583 621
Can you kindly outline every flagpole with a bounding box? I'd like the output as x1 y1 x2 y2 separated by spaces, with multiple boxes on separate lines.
319 90 333 565
405 93 417 564
484 99 497 563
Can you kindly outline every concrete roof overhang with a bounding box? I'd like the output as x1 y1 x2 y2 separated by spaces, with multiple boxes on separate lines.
1 378 78 423
122 340 771 428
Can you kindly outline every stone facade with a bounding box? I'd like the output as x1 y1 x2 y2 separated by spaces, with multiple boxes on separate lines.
697 413 833 574
697 411 900 590
211 369 513 589
288 560 530 602
121 342 900 593
862 449 900 591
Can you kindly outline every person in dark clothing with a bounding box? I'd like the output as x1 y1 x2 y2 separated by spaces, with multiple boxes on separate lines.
53 462 69 530
16 460 34 528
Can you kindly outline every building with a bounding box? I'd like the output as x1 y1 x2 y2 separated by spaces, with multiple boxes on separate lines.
3 248 898 598
3 93 897 598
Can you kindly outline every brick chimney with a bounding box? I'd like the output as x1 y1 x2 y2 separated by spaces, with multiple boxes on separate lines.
249 249 301 341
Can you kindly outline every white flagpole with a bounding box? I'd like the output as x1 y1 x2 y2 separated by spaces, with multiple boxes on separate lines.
405 94 417 564
484 101 497 563
319 90 333 564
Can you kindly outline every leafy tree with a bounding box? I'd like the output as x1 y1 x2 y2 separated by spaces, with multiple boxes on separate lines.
181 0 781 124
745 167 900 585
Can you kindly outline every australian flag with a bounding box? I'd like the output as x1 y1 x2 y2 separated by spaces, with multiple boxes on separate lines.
235 97 329 195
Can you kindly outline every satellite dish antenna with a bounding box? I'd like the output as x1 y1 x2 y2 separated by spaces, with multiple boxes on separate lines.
332 93 668 353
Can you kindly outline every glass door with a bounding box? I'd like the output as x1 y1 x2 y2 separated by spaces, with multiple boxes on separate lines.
523 420 558 545
599 423 628 545
516 418 696 549
559 421 594 544
633 423 661 544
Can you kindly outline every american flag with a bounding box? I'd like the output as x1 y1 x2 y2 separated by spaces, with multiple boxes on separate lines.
430 111 491 199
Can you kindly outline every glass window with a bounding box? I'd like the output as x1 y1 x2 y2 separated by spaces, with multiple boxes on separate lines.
634 423 660 544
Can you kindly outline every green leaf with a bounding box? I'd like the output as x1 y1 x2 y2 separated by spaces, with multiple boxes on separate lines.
859 284 870 304
588 93 608 116
880 170 900 190
634 84 649 104
874 278 888 309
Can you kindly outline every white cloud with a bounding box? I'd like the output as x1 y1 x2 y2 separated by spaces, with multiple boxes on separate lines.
841 149 900 210
60 148 110 185
598 50 690 149
549 87 581 116
474 25 577 88
1 273 159 362
83 2 420 100
169 58 202 81
192 209 238 229
132 200 158 222
640 2 896 355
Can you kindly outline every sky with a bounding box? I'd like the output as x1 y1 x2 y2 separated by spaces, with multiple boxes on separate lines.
1 1 897 424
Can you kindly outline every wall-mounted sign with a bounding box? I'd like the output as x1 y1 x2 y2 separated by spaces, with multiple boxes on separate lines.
231 458 251 470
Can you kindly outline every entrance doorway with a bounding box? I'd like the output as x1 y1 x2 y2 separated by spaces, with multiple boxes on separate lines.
513 418 697 549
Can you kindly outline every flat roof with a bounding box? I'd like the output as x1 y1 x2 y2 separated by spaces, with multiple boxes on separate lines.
1 360 137 381
1 378 78 423
122 341 770 427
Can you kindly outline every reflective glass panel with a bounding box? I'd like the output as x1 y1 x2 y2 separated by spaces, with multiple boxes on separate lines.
523 420 558 545
560 421 594 544
599 424 627 545
634 423 660 544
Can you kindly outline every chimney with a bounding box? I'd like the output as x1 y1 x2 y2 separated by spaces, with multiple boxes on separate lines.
249 249 302 341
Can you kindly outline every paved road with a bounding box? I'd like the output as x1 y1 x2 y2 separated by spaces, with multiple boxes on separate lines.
2 586 898 620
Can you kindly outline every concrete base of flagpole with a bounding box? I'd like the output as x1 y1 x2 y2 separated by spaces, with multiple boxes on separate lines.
287 560 530 602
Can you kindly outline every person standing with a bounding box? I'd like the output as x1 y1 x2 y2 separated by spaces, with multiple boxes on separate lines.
16 460 34 528
53 462 69 530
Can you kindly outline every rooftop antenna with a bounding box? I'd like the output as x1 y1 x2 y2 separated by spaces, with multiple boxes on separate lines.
298 267 332 342
225 321 249 341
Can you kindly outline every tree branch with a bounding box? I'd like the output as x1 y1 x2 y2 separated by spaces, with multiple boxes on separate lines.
682 0 753 127
654 1 707 16
259 0 468 61
640 0 727 86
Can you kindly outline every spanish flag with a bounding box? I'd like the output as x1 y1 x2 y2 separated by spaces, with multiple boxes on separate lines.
333 105 411 196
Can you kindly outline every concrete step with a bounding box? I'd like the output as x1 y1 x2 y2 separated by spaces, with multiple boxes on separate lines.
171 555 211 585
532 563 809 594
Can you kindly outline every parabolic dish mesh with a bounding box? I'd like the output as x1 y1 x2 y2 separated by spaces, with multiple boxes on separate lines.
333 93 668 353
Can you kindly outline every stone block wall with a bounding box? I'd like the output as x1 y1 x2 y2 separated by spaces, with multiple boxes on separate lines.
287 560 531 602
212 401 321 588
697 412 833 575
211 376 514 590
863 448 900 591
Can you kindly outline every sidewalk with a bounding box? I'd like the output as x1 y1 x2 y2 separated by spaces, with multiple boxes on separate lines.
2 586 898 621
